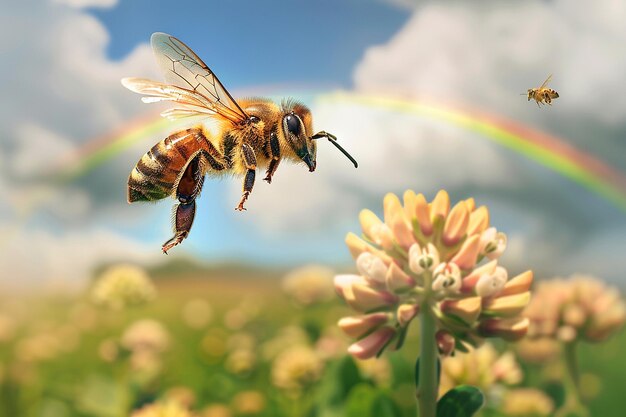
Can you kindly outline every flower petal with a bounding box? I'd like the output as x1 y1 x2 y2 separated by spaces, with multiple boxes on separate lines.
347 326 396 360
338 313 390 338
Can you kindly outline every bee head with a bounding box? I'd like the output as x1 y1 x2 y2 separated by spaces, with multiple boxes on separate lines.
280 101 317 172
527 89 534 100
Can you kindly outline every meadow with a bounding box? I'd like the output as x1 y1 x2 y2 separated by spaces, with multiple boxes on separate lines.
0 262 623 417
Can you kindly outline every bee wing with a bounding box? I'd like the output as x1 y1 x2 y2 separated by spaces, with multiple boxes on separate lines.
150 32 248 124
539 74 553 89
121 77 227 121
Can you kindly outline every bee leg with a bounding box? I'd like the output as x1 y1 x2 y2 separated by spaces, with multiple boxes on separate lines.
162 153 204 254
162 200 195 254
264 132 281 184
264 159 281 184
236 144 256 211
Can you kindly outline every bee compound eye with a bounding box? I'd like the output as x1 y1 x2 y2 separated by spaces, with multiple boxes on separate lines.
249 116 260 123
285 114 301 136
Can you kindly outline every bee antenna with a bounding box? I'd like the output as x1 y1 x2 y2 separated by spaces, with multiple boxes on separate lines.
311 132 358 168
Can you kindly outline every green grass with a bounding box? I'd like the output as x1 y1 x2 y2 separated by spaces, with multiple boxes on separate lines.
0 272 624 417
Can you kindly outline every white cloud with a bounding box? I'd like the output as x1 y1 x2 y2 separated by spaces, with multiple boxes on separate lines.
0 1 162 285
355 0 626 124
0 226 162 289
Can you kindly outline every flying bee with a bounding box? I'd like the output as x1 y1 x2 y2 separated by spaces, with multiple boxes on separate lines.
524 74 560 107
122 33 358 253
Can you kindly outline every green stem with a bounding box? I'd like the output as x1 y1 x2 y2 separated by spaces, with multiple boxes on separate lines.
417 300 438 417
556 342 589 417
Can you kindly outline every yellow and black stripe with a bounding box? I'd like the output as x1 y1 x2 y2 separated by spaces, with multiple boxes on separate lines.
127 128 225 203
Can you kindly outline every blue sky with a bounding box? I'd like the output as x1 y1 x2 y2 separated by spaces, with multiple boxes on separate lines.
2 0 626 286
92 0 409 88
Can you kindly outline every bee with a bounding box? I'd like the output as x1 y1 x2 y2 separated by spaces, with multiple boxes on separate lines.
524 74 559 107
122 33 358 253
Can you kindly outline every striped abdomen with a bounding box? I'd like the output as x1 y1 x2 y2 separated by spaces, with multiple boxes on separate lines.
127 127 225 203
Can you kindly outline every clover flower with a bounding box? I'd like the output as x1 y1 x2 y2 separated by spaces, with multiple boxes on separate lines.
0 313 16 343
231 391 266 415
225 348 256 376
439 343 523 397
181 299 213 329
525 275 626 343
164 387 197 409
335 190 533 359
121 319 170 381
131 401 195 417
270 346 324 396
282 265 335 306
121 319 170 354
355 357 392 387
92 264 156 310
500 388 554 416
201 404 232 417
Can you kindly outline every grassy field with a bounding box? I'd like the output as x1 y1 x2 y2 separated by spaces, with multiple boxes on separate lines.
0 266 623 417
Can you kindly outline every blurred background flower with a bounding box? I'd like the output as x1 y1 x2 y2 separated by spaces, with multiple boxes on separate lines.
271 346 324 397
439 343 522 398
282 265 336 307
525 275 626 343
92 264 156 310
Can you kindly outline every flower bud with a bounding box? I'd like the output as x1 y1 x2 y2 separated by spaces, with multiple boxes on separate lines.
359 210 383 242
482 292 531 318
442 202 470 246
414 193 433 236
397 304 420 327
347 327 396 360
345 233 370 260
347 284 398 312
371 223 395 251
403 190 417 219
385 263 416 292
391 213 416 250
436 330 455 356
585 302 626 341
383 193 403 226
500 270 533 296
334 274 366 299
356 253 387 285
479 317 529 341
451 235 481 270
430 190 450 221
557 325 577 342
563 305 586 327
338 313 390 339
441 297 481 324
467 206 489 235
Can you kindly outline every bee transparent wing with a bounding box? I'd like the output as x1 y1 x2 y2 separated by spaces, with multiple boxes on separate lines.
150 32 248 124
540 74 553 89
121 77 222 120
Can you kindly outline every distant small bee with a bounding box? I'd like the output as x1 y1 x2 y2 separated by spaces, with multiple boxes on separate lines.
122 33 358 253
524 74 560 107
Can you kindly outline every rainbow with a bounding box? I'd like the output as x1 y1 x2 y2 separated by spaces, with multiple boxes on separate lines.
54 91 626 212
